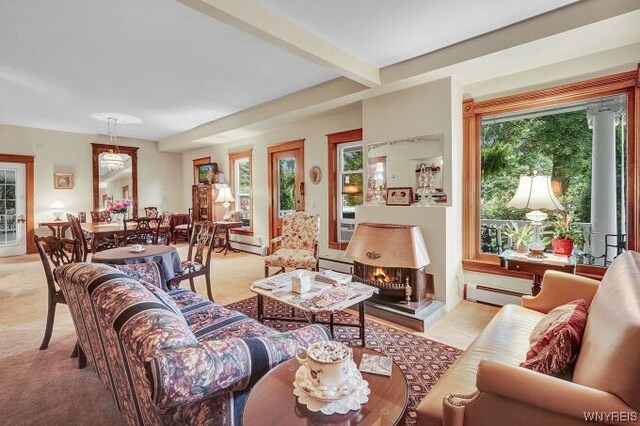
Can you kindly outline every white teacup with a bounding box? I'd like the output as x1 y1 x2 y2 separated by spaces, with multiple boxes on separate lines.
296 341 353 390
131 244 143 251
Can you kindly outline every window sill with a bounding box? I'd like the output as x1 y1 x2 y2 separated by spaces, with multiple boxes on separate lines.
328 241 348 251
231 228 253 236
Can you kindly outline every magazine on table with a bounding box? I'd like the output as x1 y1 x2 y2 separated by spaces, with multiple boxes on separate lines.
314 270 353 286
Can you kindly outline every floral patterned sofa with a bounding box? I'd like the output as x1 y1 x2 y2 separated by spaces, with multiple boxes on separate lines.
54 262 330 425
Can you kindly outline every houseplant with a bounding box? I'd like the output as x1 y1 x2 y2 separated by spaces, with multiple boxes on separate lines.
108 199 132 223
502 221 533 253
544 212 585 256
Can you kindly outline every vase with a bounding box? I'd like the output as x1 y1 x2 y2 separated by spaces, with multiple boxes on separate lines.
113 213 125 224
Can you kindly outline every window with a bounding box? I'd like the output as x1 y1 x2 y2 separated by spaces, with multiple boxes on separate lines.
463 68 639 278
328 129 363 249
229 150 252 235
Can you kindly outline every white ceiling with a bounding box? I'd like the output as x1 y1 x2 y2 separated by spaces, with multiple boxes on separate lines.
0 0 628 145
255 0 582 67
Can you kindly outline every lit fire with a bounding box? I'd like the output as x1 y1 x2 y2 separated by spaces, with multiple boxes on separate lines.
371 267 389 284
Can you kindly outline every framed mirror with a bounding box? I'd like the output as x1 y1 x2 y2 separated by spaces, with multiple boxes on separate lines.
92 143 139 216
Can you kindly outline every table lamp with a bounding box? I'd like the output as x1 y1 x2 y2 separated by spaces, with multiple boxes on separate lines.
214 186 235 220
50 200 66 221
506 173 564 257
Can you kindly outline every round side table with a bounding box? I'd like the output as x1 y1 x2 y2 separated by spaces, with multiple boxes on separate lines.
243 347 408 425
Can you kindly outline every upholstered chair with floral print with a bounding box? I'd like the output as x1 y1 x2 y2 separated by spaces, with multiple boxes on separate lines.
263 211 320 277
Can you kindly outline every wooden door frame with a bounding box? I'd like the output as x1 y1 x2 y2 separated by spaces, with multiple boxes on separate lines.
267 139 305 242
0 154 35 254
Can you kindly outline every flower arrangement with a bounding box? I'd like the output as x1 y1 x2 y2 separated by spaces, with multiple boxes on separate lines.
108 199 132 214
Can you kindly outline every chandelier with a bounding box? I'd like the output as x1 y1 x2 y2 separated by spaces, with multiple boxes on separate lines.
100 117 124 172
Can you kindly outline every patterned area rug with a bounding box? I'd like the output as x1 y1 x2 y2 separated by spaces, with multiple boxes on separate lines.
226 296 463 424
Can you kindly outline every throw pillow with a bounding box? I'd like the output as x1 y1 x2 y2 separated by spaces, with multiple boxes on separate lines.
520 299 588 376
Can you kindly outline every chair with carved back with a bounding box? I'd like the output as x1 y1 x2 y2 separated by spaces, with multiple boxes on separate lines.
168 221 216 300
34 235 85 366
67 213 90 261
154 213 173 245
172 208 192 244
124 217 160 245
77 211 87 223
144 206 159 218
264 211 320 277
91 210 111 223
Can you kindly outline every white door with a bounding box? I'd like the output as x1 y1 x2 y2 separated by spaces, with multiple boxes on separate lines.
0 163 26 257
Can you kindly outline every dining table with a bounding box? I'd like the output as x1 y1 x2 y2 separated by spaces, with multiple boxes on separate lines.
91 244 182 290
81 221 171 253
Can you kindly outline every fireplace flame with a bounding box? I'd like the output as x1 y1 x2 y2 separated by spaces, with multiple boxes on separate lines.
371 267 389 284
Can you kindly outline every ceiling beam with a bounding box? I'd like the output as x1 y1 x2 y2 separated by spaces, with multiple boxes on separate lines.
161 0 640 152
177 0 381 87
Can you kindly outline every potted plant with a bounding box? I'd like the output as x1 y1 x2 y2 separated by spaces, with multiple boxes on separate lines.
502 221 533 253
108 199 132 223
544 212 585 256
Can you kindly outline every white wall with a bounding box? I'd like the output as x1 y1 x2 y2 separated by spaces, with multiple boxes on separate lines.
182 108 362 254
0 124 184 224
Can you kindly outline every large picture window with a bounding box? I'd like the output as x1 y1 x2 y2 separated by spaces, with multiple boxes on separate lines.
327 129 363 250
463 67 639 279
228 150 252 235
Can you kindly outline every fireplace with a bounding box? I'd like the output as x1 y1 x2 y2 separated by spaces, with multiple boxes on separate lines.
345 223 434 314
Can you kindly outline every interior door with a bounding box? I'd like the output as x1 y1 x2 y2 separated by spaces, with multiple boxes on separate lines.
269 142 304 241
0 162 26 257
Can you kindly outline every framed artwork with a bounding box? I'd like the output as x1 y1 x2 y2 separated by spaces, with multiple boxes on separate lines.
309 166 322 184
386 187 413 206
54 172 74 189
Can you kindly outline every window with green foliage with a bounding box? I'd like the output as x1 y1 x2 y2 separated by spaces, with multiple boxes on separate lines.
278 158 296 216
230 150 252 233
338 143 363 242
480 94 628 266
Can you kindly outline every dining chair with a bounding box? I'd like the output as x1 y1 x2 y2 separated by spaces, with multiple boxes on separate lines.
144 206 159 218
124 217 160 245
91 210 112 223
172 208 192 244
67 214 90 261
34 236 82 353
264 211 320 277
77 211 87 223
168 221 216 301
154 213 173 245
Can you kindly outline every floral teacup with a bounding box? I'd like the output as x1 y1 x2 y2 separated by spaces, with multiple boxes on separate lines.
296 341 353 390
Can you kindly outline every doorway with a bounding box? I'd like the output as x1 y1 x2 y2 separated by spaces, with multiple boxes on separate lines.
268 139 305 241
0 154 34 256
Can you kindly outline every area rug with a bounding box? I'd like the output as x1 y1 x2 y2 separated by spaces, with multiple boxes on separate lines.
226 296 463 424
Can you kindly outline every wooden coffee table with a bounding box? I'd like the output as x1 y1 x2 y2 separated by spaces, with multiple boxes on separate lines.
243 347 408 425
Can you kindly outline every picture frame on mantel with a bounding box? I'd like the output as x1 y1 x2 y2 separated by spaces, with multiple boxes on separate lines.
386 187 413 206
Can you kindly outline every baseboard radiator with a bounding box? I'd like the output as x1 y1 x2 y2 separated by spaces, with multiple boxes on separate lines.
466 283 528 306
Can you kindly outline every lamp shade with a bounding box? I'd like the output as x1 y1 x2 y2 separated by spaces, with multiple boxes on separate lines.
344 223 430 268
505 175 564 211
214 186 235 203
50 200 66 209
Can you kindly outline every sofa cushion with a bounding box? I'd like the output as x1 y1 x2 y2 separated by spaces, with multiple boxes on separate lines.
520 300 587 375
573 251 640 411
416 304 544 425
169 288 276 341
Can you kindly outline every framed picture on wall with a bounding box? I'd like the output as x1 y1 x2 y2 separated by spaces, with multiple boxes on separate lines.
386 187 413 206
54 172 74 189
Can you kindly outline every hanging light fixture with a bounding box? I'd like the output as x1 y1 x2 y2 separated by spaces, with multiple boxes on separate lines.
100 117 124 172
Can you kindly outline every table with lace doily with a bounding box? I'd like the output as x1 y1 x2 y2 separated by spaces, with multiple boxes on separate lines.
242 347 408 425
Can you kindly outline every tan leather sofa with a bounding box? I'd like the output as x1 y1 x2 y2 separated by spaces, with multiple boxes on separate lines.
416 251 640 426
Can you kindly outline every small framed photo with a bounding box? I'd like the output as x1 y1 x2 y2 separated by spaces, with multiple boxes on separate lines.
54 172 74 189
386 187 413 206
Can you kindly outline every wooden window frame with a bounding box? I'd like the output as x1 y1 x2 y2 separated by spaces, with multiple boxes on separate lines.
0 153 35 254
463 66 640 280
228 149 253 236
327 129 363 250
192 156 211 185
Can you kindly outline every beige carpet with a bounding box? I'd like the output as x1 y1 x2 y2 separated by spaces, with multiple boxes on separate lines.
0 247 496 425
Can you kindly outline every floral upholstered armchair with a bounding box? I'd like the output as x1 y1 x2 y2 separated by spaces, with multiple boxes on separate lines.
264 211 320 277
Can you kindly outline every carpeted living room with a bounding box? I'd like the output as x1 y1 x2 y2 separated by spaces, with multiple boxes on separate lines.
2 1 640 425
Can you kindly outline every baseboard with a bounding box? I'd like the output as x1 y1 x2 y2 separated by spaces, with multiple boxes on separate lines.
228 241 264 255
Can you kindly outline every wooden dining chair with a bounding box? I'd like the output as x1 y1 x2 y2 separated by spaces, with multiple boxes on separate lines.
67 214 90 261
91 210 111 223
144 206 159 218
34 236 81 350
172 208 192 244
124 217 160 245
168 221 216 301
154 213 173 245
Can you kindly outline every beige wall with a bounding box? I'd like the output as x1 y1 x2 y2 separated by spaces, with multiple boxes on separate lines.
0 124 184 225
182 108 362 254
